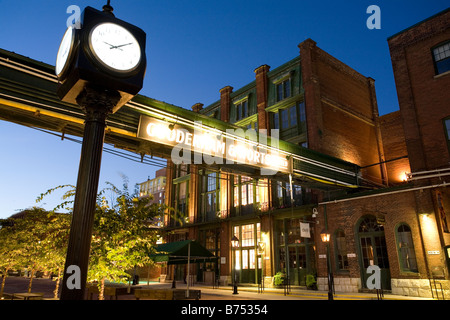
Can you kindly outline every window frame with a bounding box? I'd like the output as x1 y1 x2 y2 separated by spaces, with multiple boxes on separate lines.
432 41 450 75
235 99 249 121
276 78 291 102
200 171 219 222
395 223 419 273
444 117 450 155
334 229 349 272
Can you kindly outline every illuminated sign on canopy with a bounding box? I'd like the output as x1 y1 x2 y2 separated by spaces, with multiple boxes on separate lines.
137 115 290 174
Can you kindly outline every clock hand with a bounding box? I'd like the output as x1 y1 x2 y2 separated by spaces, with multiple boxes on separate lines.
103 41 115 48
103 41 124 51
114 43 133 48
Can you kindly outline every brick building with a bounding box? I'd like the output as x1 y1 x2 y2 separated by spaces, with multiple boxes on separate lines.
138 167 167 228
139 167 167 205
160 34 396 288
159 8 449 298
316 8 450 297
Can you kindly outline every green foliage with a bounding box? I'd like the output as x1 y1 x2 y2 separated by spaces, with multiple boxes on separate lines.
273 271 286 286
0 207 71 296
0 176 169 299
306 274 317 290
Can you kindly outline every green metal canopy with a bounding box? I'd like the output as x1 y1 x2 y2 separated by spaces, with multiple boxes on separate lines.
150 240 218 265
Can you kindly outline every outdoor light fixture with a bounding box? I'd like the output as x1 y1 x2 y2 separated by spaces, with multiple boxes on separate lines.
320 229 330 243
320 228 333 300
231 235 239 294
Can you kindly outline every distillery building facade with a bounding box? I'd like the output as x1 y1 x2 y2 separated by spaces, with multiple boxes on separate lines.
158 9 450 298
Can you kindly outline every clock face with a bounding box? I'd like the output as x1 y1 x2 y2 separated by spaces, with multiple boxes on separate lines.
56 27 75 77
89 22 141 73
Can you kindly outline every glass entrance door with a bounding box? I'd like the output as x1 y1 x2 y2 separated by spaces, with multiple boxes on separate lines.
288 246 308 286
357 216 391 290
241 248 261 283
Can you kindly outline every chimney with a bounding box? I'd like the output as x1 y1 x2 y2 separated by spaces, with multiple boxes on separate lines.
254 64 270 130
191 103 203 113
219 86 233 122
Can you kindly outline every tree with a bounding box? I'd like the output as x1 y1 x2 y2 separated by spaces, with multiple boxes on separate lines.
39 211 71 298
0 216 23 297
38 177 169 300
0 208 70 298
88 179 163 299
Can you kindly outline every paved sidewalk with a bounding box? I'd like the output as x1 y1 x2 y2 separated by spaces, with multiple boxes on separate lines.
172 282 434 300
0 276 434 300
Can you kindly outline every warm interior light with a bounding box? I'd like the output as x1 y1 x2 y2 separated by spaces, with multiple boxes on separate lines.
400 172 409 182
320 229 330 243
231 235 239 248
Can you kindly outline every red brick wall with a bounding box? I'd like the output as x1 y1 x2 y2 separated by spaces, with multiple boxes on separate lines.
317 190 430 281
299 39 385 184
388 9 450 172
379 111 411 184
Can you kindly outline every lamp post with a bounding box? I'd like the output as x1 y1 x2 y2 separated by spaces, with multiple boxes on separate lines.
231 235 239 294
320 229 333 301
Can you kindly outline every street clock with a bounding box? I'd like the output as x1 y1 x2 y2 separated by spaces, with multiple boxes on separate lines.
55 6 147 113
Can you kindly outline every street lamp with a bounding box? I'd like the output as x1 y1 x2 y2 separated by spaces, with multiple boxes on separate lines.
320 229 333 301
231 235 239 294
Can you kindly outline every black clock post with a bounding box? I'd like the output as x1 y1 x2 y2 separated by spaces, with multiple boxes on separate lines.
61 86 120 300
56 2 146 300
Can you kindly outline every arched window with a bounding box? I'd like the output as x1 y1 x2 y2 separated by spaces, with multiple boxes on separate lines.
335 230 349 271
396 224 418 273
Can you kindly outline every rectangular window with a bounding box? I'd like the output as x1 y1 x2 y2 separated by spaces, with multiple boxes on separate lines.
207 172 216 192
276 79 291 101
235 100 248 121
445 119 450 140
276 83 283 102
273 112 279 129
242 250 248 269
277 181 283 198
336 230 349 270
397 224 418 272
241 224 254 247
445 118 450 154
433 42 450 75
241 183 247 206
279 105 299 129
248 183 253 205
290 105 297 126
249 249 256 269
280 108 289 129
299 101 306 122
284 79 291 99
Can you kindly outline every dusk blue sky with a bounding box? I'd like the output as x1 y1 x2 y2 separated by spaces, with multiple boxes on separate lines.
0 1 448 218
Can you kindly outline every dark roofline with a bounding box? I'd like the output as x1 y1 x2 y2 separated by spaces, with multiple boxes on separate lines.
387 7 450 41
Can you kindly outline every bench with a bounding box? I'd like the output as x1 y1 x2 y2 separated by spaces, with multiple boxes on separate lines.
87 284 141 300
134 288 201 300
2 292 44 300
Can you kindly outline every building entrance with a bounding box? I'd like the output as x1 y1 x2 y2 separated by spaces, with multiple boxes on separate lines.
276 218 316 286
233 223 262 284
288 245 308 285
357 215 391 290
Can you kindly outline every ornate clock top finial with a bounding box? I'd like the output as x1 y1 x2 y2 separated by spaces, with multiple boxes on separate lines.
102 0 114 16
